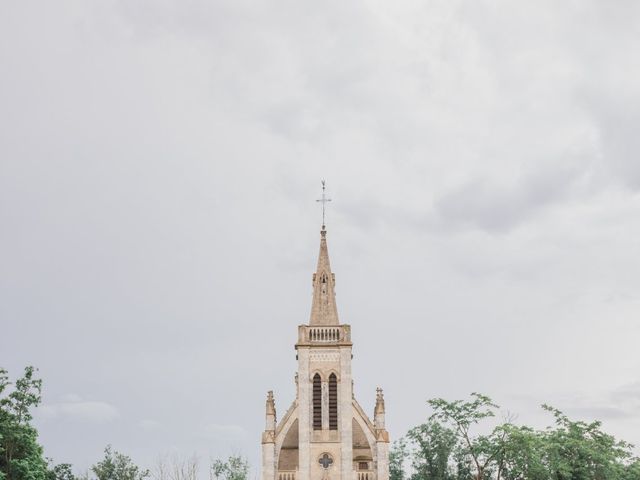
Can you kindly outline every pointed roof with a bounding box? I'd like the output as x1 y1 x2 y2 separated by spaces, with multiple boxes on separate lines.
309 227 339 325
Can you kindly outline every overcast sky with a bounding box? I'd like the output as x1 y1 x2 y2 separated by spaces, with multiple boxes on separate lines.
2 0 640 477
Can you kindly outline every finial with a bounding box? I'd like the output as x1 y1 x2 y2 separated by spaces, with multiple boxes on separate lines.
375 387 385 416
266 390 275 415
316 180 332 231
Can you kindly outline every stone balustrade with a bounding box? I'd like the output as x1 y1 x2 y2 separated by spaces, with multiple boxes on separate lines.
356 471 374 480
278 471 296 480
296 325 352 346
309 326 341 342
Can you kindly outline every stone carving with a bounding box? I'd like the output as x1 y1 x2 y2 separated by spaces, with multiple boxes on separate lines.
310 351 340 362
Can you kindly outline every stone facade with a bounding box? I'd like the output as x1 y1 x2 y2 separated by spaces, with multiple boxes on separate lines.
262 227 389 480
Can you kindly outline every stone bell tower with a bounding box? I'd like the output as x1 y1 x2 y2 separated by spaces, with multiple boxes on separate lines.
261 223 389 480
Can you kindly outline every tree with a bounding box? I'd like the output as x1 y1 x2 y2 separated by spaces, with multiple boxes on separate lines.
152 455 198 480
497 424 547 480
428 393 502 480
541 405 635 480
47 463 77 480
91 446 149 480
0 366 48 480
623 459 640 480
398 394 640 480
406 421 457 480
210 456 248 480
389 440 407 480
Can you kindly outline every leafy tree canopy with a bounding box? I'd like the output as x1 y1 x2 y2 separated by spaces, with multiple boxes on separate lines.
392 393 640 480
0 366 48 480
210 455 249 480
91 446 149 480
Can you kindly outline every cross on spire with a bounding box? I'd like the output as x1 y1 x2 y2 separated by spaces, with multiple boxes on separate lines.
316 180 332 230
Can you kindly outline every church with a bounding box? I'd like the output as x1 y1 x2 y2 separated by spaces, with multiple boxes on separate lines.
261 222 390 480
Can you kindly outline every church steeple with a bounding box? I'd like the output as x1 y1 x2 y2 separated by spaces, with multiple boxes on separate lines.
261 198 390 480
309 227 339 325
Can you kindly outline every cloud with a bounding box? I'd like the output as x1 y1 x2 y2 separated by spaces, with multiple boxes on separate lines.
39 395 119 424
138 419 162 430
60 393 84 403
587 95 640 191
433 162 589 233
610 381 640 413
539 382 640 422
565 406 630 421
199 423 246 440
3 0 640 472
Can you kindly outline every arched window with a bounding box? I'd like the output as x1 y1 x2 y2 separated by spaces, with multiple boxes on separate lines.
313 373 322 430
329 373 338 430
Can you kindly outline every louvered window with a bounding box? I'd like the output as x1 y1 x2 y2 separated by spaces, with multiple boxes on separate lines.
313 373 322 430
329 373 338 430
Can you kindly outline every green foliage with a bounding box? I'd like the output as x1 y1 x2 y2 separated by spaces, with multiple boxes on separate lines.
1 368 152 480
397 393 640 480
623 459 640 480
91 446 148 480
497 424 547 480
540 405 635 480
428 393 502 480
46 463 77 480
210 455 248 480
406 421 457 480
389 439 407 480
0 367 48 480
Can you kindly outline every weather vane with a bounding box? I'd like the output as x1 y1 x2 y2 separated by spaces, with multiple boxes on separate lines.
316 180 332 229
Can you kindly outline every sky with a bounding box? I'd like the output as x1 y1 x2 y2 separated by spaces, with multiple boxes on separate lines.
1 0 640 477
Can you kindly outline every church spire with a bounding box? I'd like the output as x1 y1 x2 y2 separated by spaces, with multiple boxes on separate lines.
310 181 339 326
309 228 339 325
